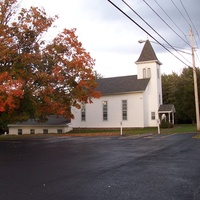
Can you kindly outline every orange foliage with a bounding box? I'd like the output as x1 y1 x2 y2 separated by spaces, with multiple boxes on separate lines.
0 1 100 123
0 72 24 112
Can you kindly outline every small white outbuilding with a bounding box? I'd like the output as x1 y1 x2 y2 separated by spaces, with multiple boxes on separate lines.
8 115 72 135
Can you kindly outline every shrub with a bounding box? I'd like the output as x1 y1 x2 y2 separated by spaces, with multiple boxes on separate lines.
160 119 173 128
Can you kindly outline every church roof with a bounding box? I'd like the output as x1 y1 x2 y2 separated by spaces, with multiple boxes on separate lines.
96 75 150 95
136 40 162 64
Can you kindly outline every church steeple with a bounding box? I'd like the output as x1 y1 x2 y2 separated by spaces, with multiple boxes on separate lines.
135 39 163 127
135 40 162 65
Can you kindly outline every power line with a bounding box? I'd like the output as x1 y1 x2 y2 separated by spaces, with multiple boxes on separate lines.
170 0 200 52
179 0 200 64
171 0 200 66
121 0 192 66
147 0 200 65
153 0 190 46
171 0 191 27
107 0 192 67
178 0 200 64
179 0 200 43
142 0 190 46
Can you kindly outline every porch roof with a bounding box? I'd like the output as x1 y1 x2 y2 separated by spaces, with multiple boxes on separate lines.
158 104 176 113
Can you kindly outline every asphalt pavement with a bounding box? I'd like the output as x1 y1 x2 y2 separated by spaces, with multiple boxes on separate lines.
0 133 200 200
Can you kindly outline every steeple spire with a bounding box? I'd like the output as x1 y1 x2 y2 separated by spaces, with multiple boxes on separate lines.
136 40 162 65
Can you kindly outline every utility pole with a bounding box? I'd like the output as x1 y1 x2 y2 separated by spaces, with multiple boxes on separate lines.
190 28 200 130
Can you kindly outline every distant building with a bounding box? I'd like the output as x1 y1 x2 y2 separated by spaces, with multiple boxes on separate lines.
71 40 175 128
8 115 72 135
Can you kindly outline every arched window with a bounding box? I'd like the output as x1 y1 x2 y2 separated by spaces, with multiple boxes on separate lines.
157 68 160 79
159 94 161 105
147 68 151 78
143 68 146 78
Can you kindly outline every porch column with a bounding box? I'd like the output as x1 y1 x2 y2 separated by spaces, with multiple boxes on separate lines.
172 112 175 124
168 112 171 123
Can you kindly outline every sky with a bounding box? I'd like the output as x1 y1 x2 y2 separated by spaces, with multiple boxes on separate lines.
20 0 200 78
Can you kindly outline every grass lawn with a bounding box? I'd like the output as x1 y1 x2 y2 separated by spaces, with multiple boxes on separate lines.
0 124 199 140
160 124 198 134
121 124 198 135
71 124 198 135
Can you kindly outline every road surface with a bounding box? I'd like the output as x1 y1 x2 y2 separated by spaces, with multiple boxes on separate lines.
0 133 200 200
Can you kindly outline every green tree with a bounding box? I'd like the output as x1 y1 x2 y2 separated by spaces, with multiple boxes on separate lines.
178 67 195 123
162 67 200 124
0 0 100 131
162 72 178 105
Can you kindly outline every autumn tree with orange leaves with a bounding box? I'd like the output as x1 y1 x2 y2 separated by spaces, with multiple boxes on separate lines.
0 0 100 131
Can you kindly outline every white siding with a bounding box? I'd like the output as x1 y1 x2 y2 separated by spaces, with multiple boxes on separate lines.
71 93 144 128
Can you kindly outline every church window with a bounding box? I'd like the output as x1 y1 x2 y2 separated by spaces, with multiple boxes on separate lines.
57 129 62 134
143 68 146 78
81 103 86 121
147 68 151 78
30 129 35 134
43 129 48 134
18 129 22 135
122 100 127 120
103 101 108 121
151 112 156 120
159 94 161 105
157 68 160 79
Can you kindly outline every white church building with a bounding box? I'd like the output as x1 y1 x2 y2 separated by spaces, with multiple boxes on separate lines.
7 40 176 135
71 40 175 128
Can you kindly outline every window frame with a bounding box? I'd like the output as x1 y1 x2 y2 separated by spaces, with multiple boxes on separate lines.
157 68 160 79
147 68 151 78
57 129 62 134
43 129 48 134
30 129 35 134
18 129 22 135
143 68 146 78
122 100 128 120
102 100 108 121
151 112 156 120
81 103 86 121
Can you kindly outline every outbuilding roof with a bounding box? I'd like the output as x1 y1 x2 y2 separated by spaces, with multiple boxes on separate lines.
8 115 70 127
96 75 150 95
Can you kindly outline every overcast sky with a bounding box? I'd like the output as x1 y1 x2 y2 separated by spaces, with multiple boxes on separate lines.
21 0 200 77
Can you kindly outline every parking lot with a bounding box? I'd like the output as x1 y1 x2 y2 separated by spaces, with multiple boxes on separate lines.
0 133 200 200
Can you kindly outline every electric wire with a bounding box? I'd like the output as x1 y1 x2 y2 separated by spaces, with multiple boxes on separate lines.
121 0 192 66
151 41 191 55
179 0 200 65
142 0 190 46
153 0 188 44
171 0 190 27
180 0 200 43
107 0 192 67
155 0 199 65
